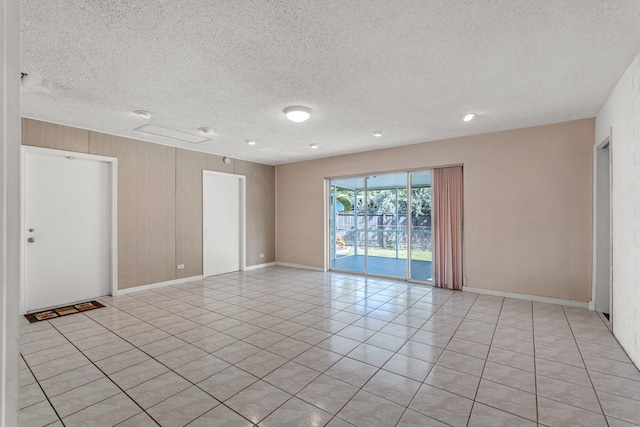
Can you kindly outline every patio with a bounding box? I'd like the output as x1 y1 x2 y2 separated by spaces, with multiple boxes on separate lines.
332 255 432 282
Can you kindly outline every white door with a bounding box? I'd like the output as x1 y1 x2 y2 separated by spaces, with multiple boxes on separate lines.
24 148 115 312
203 171 244 277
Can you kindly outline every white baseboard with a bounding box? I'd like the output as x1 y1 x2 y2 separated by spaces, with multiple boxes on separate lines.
276 262 326 272
243 262 276 271
463 286 590 309
114 275 204 296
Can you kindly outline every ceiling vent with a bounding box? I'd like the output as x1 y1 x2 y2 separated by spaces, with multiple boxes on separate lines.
134 124 208 144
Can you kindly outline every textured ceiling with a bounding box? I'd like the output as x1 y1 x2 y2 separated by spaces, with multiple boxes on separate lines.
21 1 640 165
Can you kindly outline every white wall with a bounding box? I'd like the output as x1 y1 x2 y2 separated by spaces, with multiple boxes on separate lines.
596 53 640 368
0 0 22 425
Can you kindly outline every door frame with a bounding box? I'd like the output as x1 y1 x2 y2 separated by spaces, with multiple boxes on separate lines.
202 170 246 276
20 146 118 314
591 129 613 319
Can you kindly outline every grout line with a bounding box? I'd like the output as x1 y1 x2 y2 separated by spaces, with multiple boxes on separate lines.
392 289 468 426
45 314 162 426
62 298 274 426
19 353 67 426
87 301 260 425
20 267 634 427
463 295 506 427
562 306 610 426
94 273 395 424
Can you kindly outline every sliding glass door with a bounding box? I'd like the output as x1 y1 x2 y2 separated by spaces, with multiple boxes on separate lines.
409 172 433 281
329 171 432 282
330 176 365 273
364 173 407 277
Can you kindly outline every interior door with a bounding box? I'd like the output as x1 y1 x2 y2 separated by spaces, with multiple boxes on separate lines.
203 171 242 277
24 148 114 312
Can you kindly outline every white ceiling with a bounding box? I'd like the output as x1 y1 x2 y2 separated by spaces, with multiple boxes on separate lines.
20 1 640 165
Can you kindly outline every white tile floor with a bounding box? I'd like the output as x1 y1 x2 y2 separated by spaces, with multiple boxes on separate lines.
18 267 640 426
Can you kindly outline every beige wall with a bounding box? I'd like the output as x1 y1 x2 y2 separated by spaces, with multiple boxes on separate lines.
276 119 595 302
22 118 276 290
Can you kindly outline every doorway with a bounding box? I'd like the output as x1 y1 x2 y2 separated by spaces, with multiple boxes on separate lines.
593 135 612 320
329 171 432 282
22 147 117 313
202 170 246 277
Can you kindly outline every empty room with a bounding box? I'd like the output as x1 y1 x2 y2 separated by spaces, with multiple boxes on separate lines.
1 1 640 426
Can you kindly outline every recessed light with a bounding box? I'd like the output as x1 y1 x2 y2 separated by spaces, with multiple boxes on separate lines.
246 139 256 145
372 130 383 137
199 127 215 134
461 113 477 122
309 143 318 149
284 106 312 123
134 110 154 119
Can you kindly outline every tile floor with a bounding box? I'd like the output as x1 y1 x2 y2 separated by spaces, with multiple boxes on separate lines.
18 266 640 426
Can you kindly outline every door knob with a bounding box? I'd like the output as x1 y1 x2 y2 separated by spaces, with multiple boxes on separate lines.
27 237 35 243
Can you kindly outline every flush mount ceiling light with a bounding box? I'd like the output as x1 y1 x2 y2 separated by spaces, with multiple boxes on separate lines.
461 113 477 122
372 130 383 137
245 139 256 146
284 106 312 123
309 143 318 149
199 127 215 134
134 110 154 119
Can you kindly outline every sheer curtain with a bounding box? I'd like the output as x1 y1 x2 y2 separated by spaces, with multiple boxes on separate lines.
432 166 463 289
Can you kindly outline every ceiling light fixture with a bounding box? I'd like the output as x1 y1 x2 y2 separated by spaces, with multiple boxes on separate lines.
372 130 383 137
134 110 154 119
309 143 318 149
199 127 215 134
284 106 312 123
246 139 256 145
461 113 477 122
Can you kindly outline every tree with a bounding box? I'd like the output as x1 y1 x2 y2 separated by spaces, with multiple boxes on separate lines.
362 189 396 214
410 187 431 218
334 187 354 213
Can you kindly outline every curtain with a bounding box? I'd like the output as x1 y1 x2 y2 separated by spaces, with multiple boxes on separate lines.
432 166 463 290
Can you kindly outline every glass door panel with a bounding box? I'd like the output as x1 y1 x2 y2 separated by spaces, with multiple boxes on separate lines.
330 177 364 274
364 174 407 278
409 172 433 282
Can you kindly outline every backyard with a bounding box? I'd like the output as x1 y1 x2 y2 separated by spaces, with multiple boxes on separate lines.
335 244 432 261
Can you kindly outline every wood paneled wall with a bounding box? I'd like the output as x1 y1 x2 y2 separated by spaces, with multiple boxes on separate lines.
175 149 233 279
22 119 89 153
235 160 276 266
90 132 177 289
21 118 276 290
